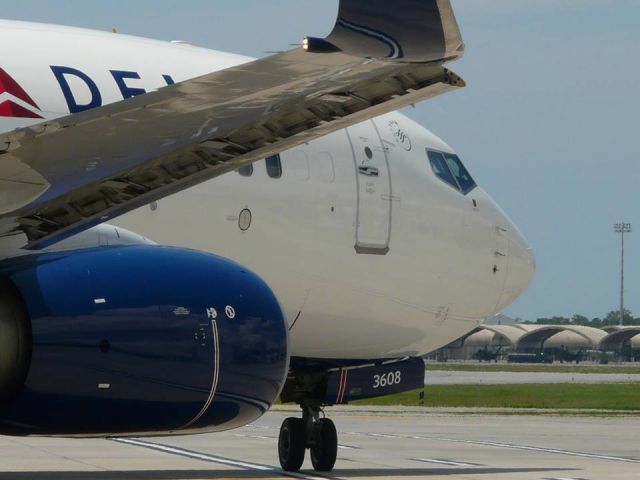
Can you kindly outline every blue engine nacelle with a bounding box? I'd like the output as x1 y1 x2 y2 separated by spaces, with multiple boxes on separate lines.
0 245 289 436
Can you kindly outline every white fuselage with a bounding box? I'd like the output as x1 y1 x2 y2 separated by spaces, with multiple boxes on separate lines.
0 20 535 360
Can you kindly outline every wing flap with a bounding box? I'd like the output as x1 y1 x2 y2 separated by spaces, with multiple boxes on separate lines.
0 0 465 249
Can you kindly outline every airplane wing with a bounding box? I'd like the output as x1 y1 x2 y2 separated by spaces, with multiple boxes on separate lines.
0 0 464 249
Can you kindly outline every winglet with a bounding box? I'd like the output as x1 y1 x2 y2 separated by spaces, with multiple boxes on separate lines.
319 0 464 63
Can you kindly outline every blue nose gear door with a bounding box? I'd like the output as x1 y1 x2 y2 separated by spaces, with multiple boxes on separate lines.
348 120 392 255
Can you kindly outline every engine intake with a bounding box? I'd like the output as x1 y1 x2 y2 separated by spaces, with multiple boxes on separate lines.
0 279 31 404
0 245 288 436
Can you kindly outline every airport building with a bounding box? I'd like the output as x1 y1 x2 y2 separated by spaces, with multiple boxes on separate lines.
429 320 640 362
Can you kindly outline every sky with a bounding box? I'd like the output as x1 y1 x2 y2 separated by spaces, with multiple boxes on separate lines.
3 0 639 321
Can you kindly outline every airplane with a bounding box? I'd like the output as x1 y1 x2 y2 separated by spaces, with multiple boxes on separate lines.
0 0 535 473
473 346 503 363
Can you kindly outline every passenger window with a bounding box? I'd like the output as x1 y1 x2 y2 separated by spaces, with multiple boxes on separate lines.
291 151 310 181
265 154 282 179
444 153 476 194
428 151 458 190
237 164 253 177
316 152 335 183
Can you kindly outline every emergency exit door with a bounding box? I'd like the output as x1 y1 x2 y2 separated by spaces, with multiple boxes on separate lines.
348 121 392 254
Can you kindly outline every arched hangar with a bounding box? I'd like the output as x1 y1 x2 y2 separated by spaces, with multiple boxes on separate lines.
516 326 606 352
599 327 640 351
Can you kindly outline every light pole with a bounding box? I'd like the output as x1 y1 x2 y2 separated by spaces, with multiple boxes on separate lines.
614 223 632 326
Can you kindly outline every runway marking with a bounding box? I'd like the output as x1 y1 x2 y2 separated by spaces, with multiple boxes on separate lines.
234 433 276 440
403 434 640 465
365 432 399 438
339 429 640 464
413 458 480 467
111 437 334 480
545 477 590 480
337 444 359 450
236 432 358 450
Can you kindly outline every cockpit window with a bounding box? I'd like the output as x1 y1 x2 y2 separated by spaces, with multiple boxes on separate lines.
237 164 253 177
443 153 476 194
428 151 458 190
265 154 282 179
427 150 477 195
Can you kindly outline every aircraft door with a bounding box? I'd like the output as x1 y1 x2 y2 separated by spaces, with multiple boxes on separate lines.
348 121 392 254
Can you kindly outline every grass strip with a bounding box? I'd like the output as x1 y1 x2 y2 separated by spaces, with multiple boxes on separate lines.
350 383 640 410
426 364 640 374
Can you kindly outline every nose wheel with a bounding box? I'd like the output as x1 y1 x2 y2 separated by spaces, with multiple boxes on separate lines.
278 403 338 472
278 418 306 472
309 418 337 471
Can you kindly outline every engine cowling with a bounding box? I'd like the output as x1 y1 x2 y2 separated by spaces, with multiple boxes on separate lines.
0 245 288 436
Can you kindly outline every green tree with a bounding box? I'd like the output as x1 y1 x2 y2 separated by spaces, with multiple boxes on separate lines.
602 309 635 326
536 316 570 325
571 314 590 326
524 312 638 327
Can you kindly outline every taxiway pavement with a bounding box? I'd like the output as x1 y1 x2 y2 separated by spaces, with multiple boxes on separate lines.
1 407 638 480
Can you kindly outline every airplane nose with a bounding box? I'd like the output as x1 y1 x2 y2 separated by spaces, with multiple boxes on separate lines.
505 225 536 302
478 188 535 310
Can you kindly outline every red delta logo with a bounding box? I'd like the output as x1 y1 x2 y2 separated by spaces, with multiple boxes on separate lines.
0 68 43 119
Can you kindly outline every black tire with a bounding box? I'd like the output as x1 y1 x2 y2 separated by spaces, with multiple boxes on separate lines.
310 418 337 472
278 417 306 472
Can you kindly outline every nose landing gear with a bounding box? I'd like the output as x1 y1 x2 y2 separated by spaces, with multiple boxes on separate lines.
277 357 425 472
278 402 337 472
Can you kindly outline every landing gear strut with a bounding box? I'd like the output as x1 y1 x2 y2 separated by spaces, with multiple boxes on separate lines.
278 401 338 472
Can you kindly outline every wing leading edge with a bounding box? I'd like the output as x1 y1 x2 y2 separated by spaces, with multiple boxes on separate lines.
0 0 465 249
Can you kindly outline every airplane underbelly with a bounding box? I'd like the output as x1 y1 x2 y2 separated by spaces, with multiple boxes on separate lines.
287 284 479 359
